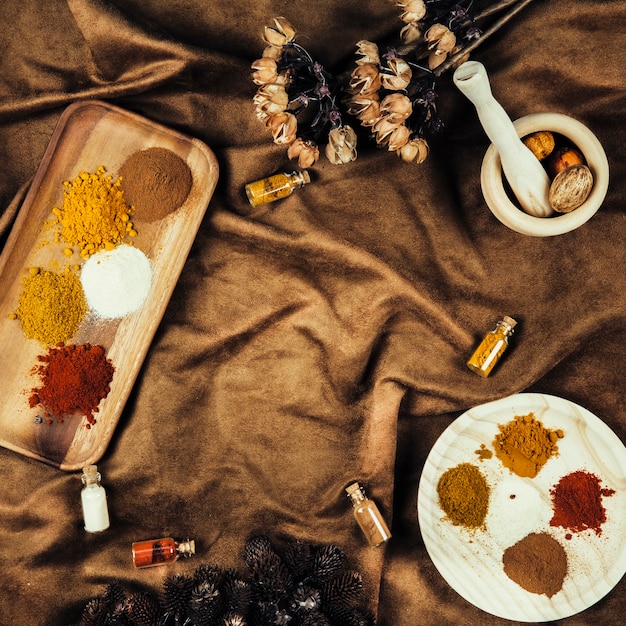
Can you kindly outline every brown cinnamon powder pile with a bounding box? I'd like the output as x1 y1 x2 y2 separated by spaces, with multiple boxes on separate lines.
502 532 567 597
119 147 192 222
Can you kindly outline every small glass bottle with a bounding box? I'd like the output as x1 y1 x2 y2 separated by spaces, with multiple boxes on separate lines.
245 170 311 207
132 537 196 568
81 465 110 533
466 316 517 377
346 482 391 547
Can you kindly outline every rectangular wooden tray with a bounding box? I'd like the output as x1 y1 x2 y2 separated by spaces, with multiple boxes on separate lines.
0 100 219 470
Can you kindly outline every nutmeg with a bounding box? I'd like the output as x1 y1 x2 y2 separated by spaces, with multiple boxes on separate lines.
548 164 594 213
522 131 555 160
547 146 585 177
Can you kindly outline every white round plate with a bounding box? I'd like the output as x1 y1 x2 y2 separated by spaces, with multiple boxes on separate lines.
417 393 626 622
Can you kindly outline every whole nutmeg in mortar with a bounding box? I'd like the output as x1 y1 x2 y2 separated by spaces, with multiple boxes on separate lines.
547 145 585 177
522 131 555 161
549 164 594 213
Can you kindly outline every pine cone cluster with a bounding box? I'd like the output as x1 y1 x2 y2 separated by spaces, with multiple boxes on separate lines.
76 535 375 626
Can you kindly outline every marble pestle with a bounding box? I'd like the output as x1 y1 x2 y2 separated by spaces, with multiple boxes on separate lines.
453 61 553 218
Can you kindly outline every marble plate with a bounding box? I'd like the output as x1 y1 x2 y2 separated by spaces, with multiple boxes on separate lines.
417 393 626 622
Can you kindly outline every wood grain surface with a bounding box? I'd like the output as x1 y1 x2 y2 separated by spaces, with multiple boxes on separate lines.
417 393 626 622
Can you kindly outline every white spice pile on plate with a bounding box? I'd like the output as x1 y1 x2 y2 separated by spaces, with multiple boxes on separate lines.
81 244 152 318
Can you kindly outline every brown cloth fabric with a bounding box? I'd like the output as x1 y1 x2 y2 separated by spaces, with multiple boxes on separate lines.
1 1 625 624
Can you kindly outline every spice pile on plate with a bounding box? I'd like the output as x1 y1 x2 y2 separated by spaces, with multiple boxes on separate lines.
10 148 192 428
436 411 616 598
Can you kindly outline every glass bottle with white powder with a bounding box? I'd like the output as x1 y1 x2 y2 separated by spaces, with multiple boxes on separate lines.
81 464 110 532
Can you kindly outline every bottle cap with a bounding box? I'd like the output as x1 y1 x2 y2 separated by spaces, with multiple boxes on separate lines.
346 482 366 500
81 464 100 485
502 316 517 328
293 170 311 186
178 539 196 557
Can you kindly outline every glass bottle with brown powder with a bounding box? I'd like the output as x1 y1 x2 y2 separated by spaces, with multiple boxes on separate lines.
346 482 392 547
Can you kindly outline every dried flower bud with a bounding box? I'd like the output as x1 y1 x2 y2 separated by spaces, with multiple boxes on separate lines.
400 0 427 23
325 126 357 164
287 137 320 168
400 22 422 44
358 100 381 126
387 124 411 151
398 137 429 163
262 45 283 61
263 17 296 47
347 93 381 126
251 58 278 85
380 93 412 122
267 112 298 144
349 63 381 96
355 40 380 65
380 57 412 90
373 115 402 146
254 83 289 116
425 24 456 54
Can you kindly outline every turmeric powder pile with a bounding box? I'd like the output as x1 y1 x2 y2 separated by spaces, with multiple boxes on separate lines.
493 412 564 478
14 267 87 345
52 166 137 259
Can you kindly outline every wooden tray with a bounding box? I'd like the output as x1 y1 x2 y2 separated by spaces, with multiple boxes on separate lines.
0 100 219 470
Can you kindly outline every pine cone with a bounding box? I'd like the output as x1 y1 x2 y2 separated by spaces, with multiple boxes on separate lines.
221 571 253 616
325 607 376 626
244 535 293 602
162 573 194 620
222 611 247 626
125 591 163 626
187 579 223 626
290 584 321 613
321 571 364 610
194 562 224 586
300 612 332 626
310 545 345 585
79 597 108 626
281 538 314 579
243 535 275 570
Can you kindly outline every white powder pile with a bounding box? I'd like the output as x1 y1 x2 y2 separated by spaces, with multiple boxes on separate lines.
81 244 152 318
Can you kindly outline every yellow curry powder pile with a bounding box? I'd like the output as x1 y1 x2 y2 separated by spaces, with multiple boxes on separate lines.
493 412 564 478
437 462 490 529
52 165 137 259
13 267 87 345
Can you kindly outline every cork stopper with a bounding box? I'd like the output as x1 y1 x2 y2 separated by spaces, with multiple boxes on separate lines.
81 464 100 485
502 316 517 328
346 482 366 504
293 170 311 187
177 539 196 558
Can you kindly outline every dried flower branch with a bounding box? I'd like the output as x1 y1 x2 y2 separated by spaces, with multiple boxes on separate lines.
252 17 357 167
251 1 537 168
346 0 538 163
346 0 482 163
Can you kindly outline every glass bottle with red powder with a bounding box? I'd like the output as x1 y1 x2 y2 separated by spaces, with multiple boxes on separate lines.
132 537 195 568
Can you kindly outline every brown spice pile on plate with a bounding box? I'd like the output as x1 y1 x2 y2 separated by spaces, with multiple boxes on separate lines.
437 462 490 529
502 532 568 598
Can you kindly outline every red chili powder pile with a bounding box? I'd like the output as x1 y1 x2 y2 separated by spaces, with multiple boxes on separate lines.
29 343 115 428
549 470 615 537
